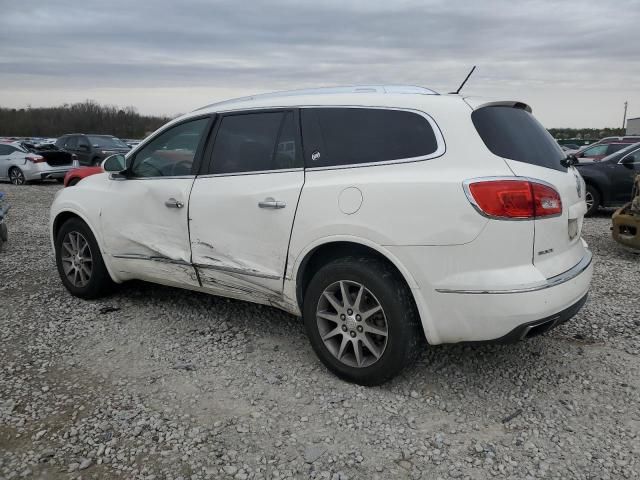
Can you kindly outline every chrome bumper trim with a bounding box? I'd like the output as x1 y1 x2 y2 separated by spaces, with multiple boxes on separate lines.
435 250 592 294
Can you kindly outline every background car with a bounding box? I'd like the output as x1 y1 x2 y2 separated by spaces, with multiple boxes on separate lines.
574 142 633 163
0 141 79 185
56 134 130 166
63 154 126 186
576 142 640 215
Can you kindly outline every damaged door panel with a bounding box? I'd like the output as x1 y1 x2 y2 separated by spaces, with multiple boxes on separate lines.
189 109 304 305
101 177 200 287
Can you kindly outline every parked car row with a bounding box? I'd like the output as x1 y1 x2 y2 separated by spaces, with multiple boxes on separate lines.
0 141 79 185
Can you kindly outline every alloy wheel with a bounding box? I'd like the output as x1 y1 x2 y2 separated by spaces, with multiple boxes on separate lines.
316 280 388 368
61 231 93 288
9 169 25 185
585 191 594 210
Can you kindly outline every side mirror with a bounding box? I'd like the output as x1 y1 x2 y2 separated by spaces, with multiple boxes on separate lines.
102 154 126 172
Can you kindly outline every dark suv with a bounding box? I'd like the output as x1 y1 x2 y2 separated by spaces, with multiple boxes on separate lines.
576 142 640 215
56 134 130 166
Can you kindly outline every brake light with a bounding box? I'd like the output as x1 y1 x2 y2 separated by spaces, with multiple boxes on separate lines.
26 155 45 163
464 178 562 219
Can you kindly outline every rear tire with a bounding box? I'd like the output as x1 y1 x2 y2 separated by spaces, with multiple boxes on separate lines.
55 218 113 298
303 256 422 386
68 178 80 186
8 167 26 185
585 184 600 216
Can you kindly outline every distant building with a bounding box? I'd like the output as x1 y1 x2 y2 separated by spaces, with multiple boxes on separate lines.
627 117 640 135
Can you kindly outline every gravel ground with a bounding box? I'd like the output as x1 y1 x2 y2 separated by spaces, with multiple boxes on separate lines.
1 182 639 480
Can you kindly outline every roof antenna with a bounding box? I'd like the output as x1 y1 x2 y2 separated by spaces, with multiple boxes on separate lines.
450 66 476 94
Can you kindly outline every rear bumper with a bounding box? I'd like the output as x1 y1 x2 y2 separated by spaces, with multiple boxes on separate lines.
475 293 588 344
389 242 593 345
23 164 76 181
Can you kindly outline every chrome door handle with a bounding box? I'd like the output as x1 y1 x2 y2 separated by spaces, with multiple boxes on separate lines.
258 197 286 209
165 198 184 209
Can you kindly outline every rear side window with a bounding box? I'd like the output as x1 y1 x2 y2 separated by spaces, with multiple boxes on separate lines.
211 111 301 174
65 136 78 149
0 145 15 155
472 106 566 172
301 108 439 168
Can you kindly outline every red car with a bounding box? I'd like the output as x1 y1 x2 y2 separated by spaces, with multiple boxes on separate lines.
63 166 103 186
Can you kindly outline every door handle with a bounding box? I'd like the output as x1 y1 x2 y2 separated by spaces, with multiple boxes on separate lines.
165 198 184 209
258 197 286 209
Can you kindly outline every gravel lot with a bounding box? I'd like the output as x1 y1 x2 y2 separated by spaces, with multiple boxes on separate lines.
1 182 639 480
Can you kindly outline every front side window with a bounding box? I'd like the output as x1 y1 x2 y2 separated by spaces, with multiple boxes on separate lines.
210 111 300 174
129 118 209 178
622 148 640 164
606 143 630 155
301 108 439 168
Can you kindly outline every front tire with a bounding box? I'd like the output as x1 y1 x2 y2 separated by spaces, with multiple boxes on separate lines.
585 184 600 216
303 256 422 386
55 218 113 298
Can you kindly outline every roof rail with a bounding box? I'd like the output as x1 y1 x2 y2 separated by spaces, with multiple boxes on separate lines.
194 85 439 111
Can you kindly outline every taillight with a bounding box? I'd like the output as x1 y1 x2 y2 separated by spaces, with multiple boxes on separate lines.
464 178 562 219
26 155 45 163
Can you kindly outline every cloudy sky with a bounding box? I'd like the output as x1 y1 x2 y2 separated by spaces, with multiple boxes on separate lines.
1 0 638 127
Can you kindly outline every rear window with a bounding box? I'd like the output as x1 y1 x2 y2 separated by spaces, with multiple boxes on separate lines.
301 108 439 168
472 106 566 172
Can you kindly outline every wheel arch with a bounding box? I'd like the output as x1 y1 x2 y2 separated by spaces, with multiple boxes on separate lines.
291 238 432 340
584 179 605 206
51 209 120 283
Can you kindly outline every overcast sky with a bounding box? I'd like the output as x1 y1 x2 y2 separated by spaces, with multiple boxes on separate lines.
1 0 638 127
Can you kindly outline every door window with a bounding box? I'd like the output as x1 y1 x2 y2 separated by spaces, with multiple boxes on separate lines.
65 137 78 149
581 144 608 157
301 107 439 168
77 137 91 150
606 144 630 155
129 117 210 178
621 149 640 164
210 111 300 174
0 145 16 155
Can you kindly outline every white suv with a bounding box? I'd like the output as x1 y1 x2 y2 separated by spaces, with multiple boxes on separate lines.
50 85 593 385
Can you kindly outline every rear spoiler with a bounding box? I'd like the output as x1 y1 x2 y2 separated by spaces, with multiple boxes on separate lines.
462 98 532 113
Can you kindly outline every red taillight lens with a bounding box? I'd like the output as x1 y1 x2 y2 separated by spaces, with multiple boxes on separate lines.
26 155 45 163
465 179 562 219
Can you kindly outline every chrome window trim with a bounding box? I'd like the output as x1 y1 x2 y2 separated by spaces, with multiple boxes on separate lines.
617 147 640 165
197 167 303 179
115 175 196 181
462 176 563 221
436 250 592 294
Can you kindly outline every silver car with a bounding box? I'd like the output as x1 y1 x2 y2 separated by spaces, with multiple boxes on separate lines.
0 142 79 185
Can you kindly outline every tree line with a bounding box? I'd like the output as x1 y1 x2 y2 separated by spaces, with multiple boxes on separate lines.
549 127 626 140
0 100 628 141
0 101 171 139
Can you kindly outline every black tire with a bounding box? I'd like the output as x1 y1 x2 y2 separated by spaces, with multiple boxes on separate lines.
585 184 600 217
91 157 102 166
8 167 26 185
68 178 80 187
55 217 113 298
303 256 422 386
